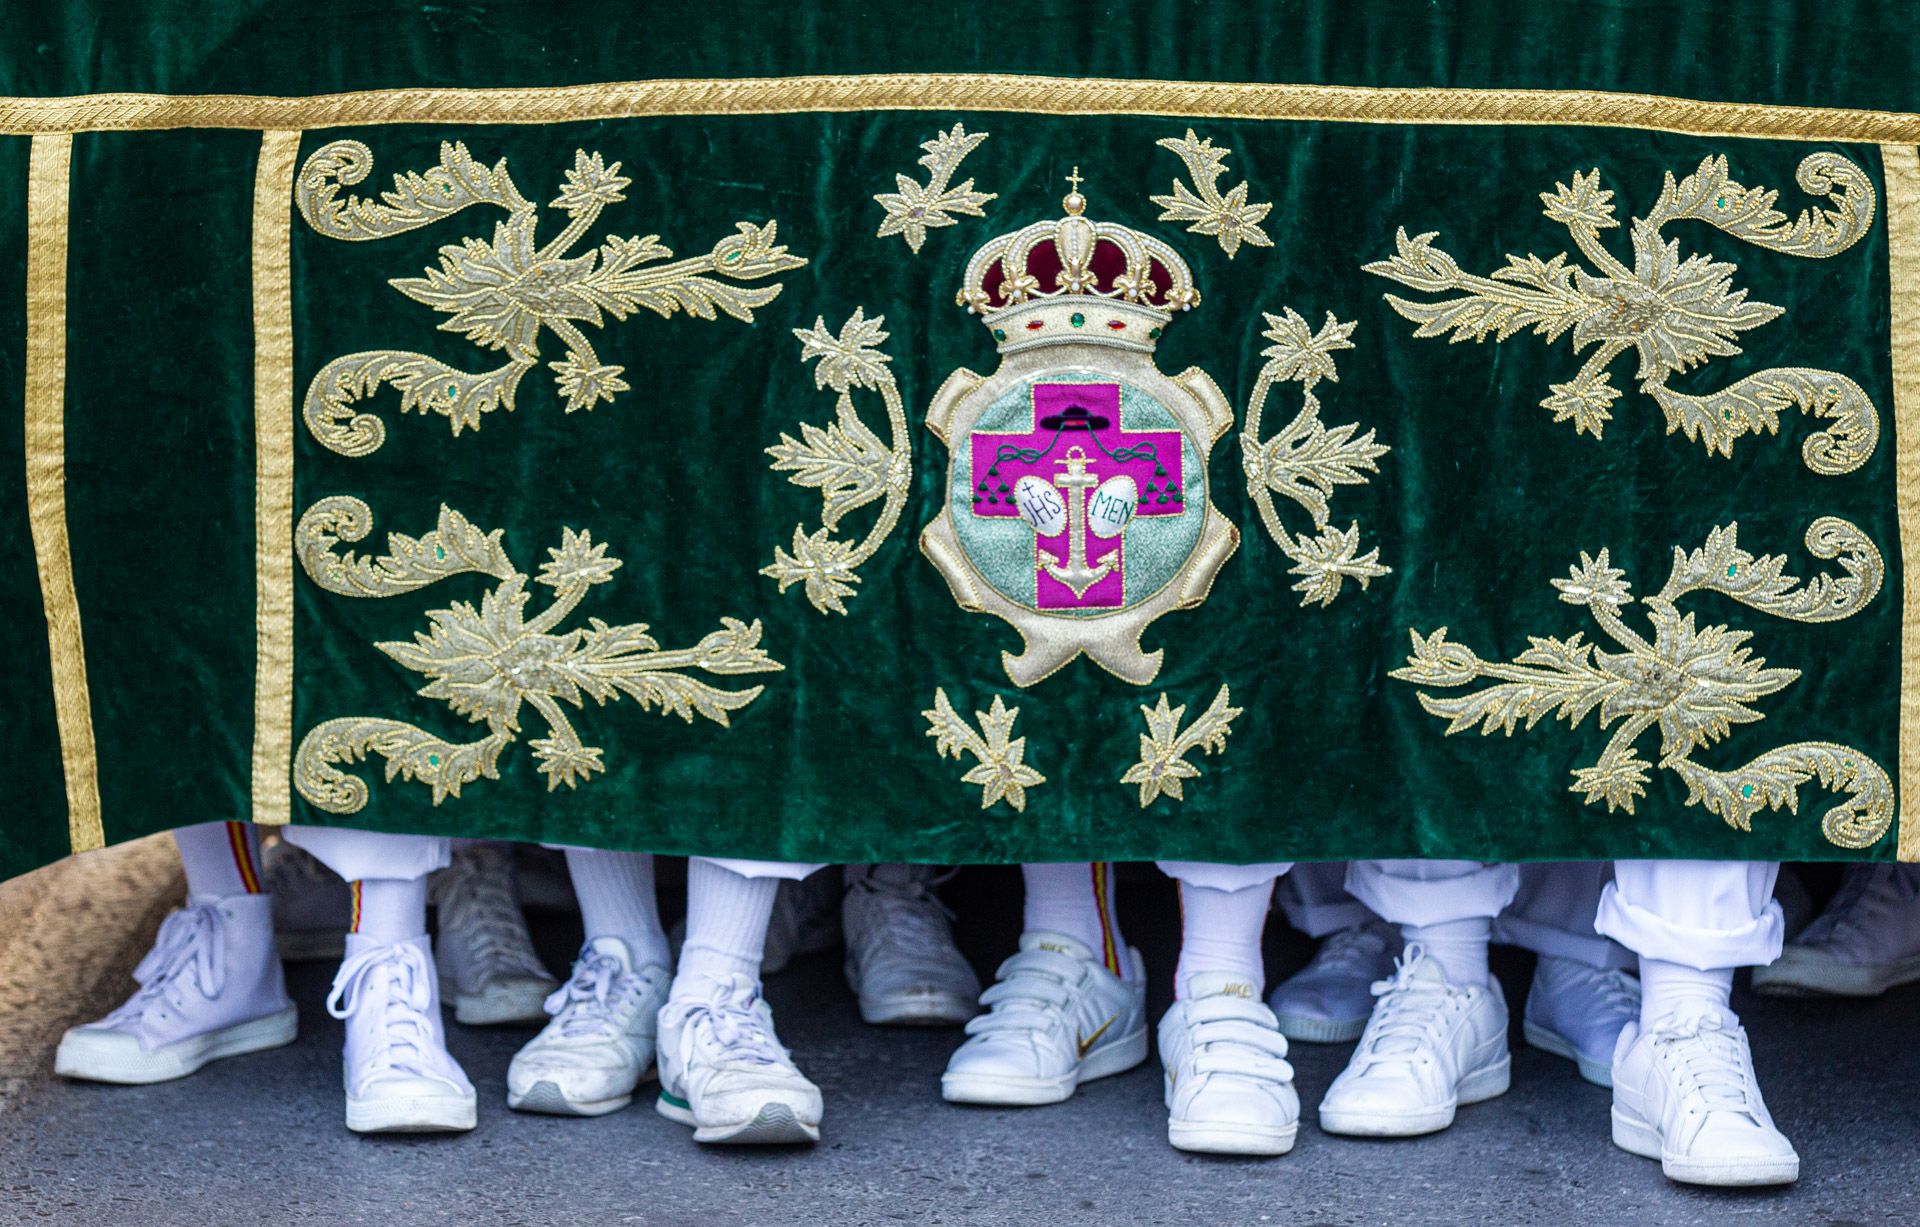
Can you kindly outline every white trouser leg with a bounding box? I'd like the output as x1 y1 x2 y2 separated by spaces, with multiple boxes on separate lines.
1344 860 1518 926
1273 861 1373 938
1596 861 1783 971
694 856 826 881
1157 861 1293 892
284 827 450 883
1494 862 1632 970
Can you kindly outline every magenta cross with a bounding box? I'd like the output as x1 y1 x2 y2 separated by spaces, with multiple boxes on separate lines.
970 382 1185 610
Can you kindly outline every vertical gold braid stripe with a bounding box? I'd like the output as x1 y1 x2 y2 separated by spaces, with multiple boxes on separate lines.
250 130 301 826
23 132 102 854
1885 143 1920 863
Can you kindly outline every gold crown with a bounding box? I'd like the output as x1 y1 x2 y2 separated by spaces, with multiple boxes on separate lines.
956 168 1199 356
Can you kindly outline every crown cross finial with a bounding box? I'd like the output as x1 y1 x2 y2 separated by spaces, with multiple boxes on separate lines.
1063 166 1087 216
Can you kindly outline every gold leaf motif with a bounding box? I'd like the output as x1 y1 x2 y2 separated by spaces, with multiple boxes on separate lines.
1238 308 1390 607
763 309 911 615
294 501 782 812
922 688 1045 812
1150 130 1273 258
297 140 807 455
1366 153 1880 474
874 123 997 254
1120 685 1242 807
1391 518 1890 849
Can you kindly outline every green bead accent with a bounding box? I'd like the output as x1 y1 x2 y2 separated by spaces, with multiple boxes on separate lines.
1148 327 1162 339
1716 194 1728 209
428 754 441 766
435 545 447 560
1725 564 1738 577
1069 312 1085 327
1740 783 1755 798
447 384 458 398
992 328 1007 341
723 250 743 263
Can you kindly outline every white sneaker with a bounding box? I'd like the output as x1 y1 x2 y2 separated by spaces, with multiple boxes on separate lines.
507 937 671 1117
1317 945 1510 1137
1522 956 1640 1087
431 844 558 1025
55 893 297 1084
328 934 476 1133
1159 974 1299 1156
261 838 350 963
1611 1006 1799 1186
843 866 980 1026
940 931 1147 1106
1267 920 1400 1043
1752 864 1920 998
656 973 823 1144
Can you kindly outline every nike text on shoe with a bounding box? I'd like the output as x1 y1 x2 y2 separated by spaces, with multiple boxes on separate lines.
940 930 1148 1106
1611 1006 1799 1186
1751 864 1920 999
1317 944 1510 1138
1160 973 1300 1156
843 867 981 1027
656 973 822 1144
431 844 559 1026
329 934 477 1133
508 937 671 1117
1267 920 1400 1044
1522 956 1640 1088
56 893 297 1085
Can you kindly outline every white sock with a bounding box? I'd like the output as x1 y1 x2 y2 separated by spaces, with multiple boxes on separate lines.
1022 862 1128 980
1404 916 1491 988
173 821 262 897
349 877 428 944
675 859 778 990
1175 878 1274 998
565 848 670 969
1639 958 1733 1029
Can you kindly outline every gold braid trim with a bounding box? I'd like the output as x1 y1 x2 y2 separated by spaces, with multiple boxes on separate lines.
1884 141 1920 863
6 76 1920 141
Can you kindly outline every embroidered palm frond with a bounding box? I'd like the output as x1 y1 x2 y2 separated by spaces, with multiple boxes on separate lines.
922 688 1045 812
874 123 997 253
1120 686 1242 806
1150 130 1273 257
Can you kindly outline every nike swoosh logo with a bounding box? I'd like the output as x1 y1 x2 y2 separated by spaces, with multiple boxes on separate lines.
1077 1015 1118 1058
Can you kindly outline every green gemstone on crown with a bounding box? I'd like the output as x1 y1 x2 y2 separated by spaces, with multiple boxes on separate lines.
1069 312 1085 327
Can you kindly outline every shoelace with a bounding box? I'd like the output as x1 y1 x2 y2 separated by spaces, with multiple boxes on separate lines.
1352 945 1456 1066
1650 1007 1757 1113
326 941 445 1082
543 951 644 1040
670 979 789 1068
106 903 224 1023
1306 923 1392 977
433 851 549 980
849 873 962 959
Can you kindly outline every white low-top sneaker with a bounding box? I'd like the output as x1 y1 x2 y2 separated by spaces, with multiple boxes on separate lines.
1159 974 1299 1156
508 937 671 1117
1611 1006 1799 1186
1317 946 1510 1137
1752 864 1920 998
656 973 823 1144
261 838 350 963
431 844 558 1026
328 934 477 1134
1522 955 1640 1087
940 931 1148 1106
56 893 297 1084
843 866 981 1026
1267 921 1400 1043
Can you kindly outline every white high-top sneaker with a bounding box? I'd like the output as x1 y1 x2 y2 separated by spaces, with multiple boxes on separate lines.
56 893 297 1084
260 838 350 963
1611 1005 1799 1186
431 844 558 1025
1522 956 1640 1087
328 934 477 1133
1752 864 1920 998
843 866 980 1026
1317 945 1510 1137
940 931 1147 1106
1159 973 1299 1156
1267 920 1400 1043
507 937 671 1117
656 973 823 1144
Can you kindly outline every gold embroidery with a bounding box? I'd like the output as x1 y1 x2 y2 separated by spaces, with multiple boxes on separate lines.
1151 130 1272 258
1120 685 1242 807
294 500 781 812
1391 518 1891 848
762 310 911 614
1366 154 1880 474
1239 308 1390 607
296 140 807 456
874 123 996 253
1883 141 1920 863
922 688 1045 811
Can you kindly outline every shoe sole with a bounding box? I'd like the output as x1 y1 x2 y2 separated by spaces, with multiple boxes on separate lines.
347 1092 478 1134
940 1025 1149 1106
508 1080 636 1117
1523 1020 1612 1088
1318 1054 1510 1137
655 1091 821 1144
1611 1105 1799 1186
1272 1009 1367 1044
858 991 977 1028
1168 1119 1298 1156
54 1005 298 1085
1750 953 1920 998
450 981 557 1027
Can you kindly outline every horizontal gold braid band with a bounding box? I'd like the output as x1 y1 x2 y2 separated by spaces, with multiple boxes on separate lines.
4 74 1920 140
